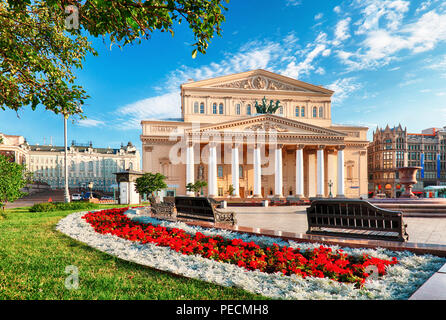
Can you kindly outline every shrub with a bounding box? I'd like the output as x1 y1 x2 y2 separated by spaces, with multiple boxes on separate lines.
29 201 100 212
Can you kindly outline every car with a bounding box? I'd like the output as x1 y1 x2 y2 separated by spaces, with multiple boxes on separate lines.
82 192 99 200
71 194 82 201
101 196 113 200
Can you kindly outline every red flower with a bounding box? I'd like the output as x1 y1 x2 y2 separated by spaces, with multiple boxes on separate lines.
81 208 398 287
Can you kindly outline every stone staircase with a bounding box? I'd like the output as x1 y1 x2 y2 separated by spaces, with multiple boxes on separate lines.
369 199 446 217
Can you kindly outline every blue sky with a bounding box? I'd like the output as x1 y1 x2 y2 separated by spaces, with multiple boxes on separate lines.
2 0 446 155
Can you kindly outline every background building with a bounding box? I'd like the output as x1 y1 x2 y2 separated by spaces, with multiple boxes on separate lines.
28 141 140 192
1 132 141 193
368 125 446 197
0 133 28 164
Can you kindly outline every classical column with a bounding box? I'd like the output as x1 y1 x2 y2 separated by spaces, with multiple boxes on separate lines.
326 148 337 197
274 144 283 198
253 144 262 197
208 143 217 197
316 145 325 198
186 141 194 196
295 145 304 198
336 145 345 198
231 143 240 197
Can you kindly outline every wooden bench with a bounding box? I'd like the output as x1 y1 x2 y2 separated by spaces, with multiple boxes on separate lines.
306 199 409 241
174 196 237 225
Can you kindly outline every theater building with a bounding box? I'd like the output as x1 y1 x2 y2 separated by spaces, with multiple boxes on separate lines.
140 69 368 199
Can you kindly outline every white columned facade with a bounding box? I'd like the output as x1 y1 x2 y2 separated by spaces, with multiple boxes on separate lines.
295 145 304 198
208 143 218 197
186 142 194 196
336 146 345 197
316 145 325 198
274 144 283 197
253 144 262 197
231 144 240 197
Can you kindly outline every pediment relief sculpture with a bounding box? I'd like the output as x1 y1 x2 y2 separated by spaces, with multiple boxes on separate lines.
244 122 289 132
211 76 310 92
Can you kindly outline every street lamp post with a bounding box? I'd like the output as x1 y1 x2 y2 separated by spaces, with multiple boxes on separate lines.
328 180 333 198
64 114 70 203
88 181 94 199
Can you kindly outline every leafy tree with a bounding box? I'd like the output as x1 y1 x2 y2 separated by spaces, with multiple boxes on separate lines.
134 172 167 204
0 154 32 215
186 180 207 196
228 184 234 196
1 0 229 116
194 180 207 196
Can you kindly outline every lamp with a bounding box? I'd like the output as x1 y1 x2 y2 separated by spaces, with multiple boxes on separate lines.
88 181 94 199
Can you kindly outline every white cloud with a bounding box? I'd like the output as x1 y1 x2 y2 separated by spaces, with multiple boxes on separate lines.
116 91 181 129
314 13 324 20
77 119 105 128
281 32 330 79
285 0 301 7
333 6 341 14
333 17 352 45
326 78 362 104
337 4 446 71
354 0 410 35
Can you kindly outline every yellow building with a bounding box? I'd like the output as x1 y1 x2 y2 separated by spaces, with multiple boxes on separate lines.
140 69 368 199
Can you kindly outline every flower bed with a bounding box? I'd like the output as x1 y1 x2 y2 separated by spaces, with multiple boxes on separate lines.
56 207 446 299
82 207 397 287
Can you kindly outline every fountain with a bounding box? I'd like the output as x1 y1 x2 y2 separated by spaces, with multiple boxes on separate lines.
398 166 422 199
369 166 446 217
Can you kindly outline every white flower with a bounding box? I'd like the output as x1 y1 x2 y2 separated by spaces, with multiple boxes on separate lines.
55 210 446 300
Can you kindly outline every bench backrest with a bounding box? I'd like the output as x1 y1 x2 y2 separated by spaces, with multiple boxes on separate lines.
174 196 215 222
307 199 404 233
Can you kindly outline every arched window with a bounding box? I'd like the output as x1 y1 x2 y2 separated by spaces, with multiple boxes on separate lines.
236 103 241 115
194 102 199 113
219 103 224 114
212 103 217 114
319 106 324 118
200 102 205 114
301 106 305 117
295 106 299 117
247 104 251 115
313 107 317 118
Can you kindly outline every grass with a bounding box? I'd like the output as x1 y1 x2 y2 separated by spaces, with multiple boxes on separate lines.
0 205 267 300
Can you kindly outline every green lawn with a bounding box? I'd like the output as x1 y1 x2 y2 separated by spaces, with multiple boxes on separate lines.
0 205 267 300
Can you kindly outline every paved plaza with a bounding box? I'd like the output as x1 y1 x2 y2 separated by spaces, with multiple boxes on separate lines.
226 206 446 246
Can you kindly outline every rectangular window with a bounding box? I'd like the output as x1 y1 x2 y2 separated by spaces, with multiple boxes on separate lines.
218 187 224 197
217 165 223 178
236 104 241 115
200 103 205 114
219 103 224 114
194 102 199 113
239 165 243 178
295 106 299 117
301 107 305 117
213 103 217 114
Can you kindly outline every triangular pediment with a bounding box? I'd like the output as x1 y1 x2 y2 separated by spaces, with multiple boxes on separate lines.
187 114 346 136
181 69 333 95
